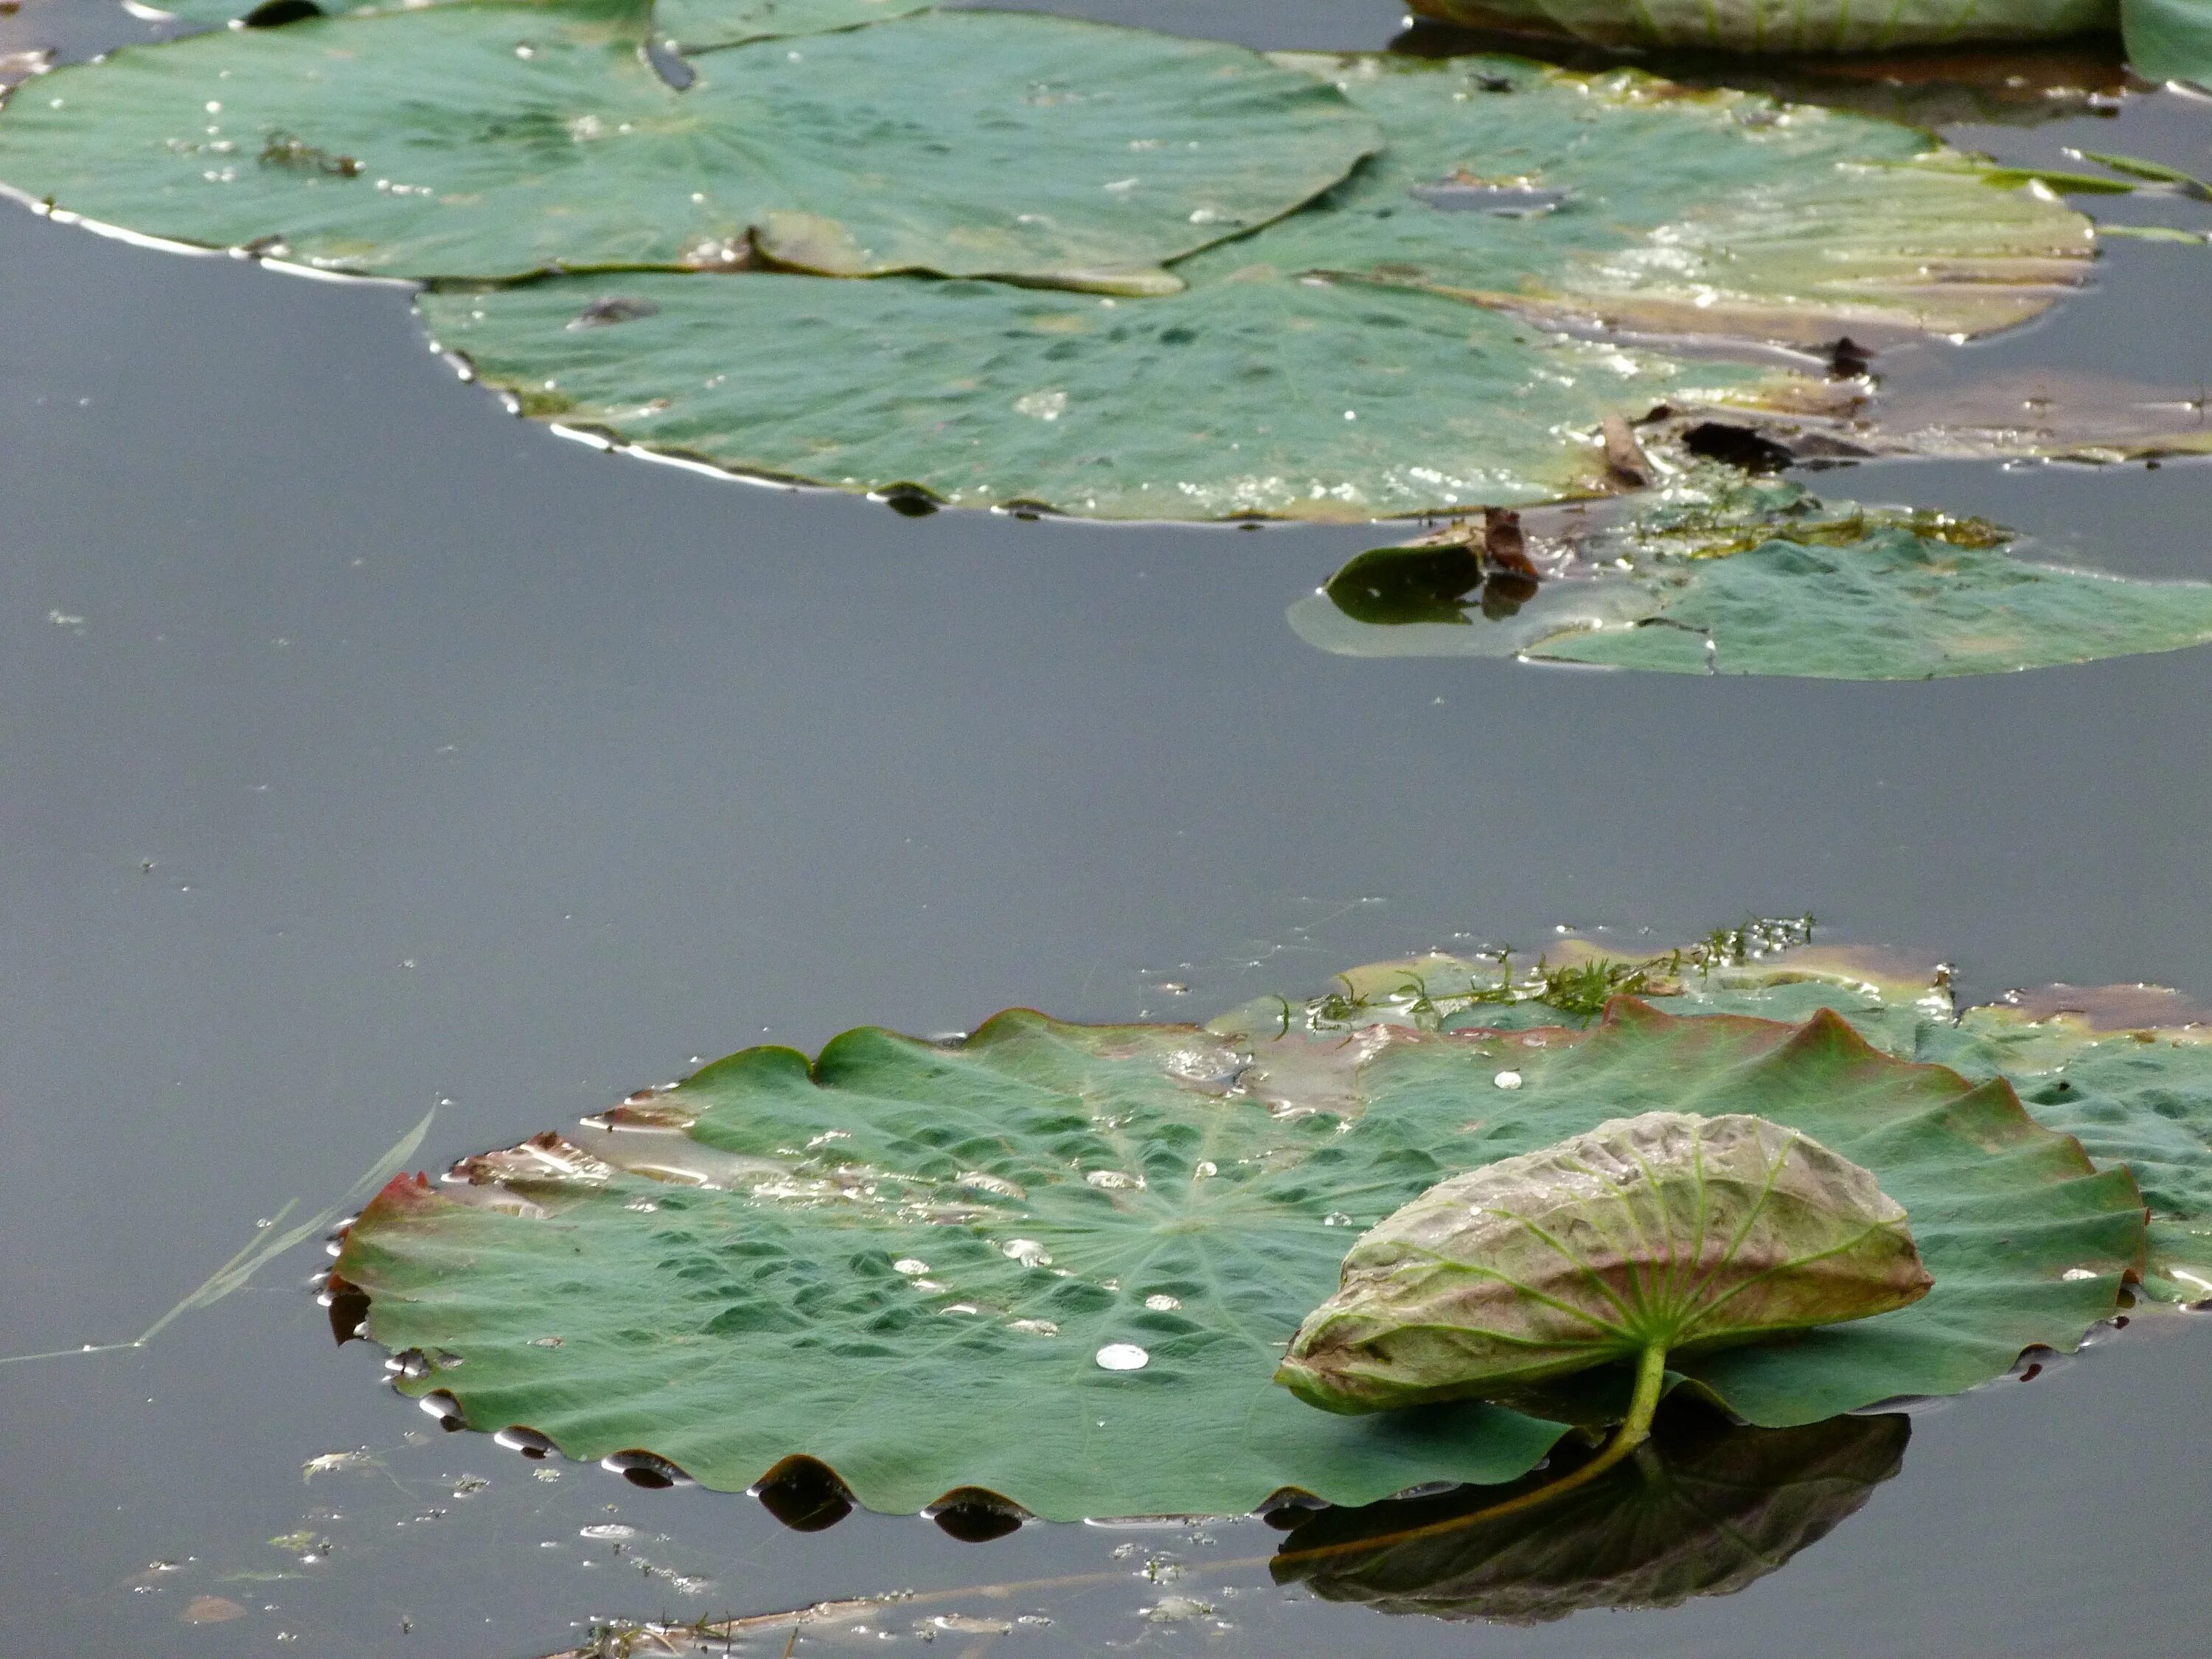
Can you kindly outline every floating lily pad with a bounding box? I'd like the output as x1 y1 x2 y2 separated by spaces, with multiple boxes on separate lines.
334 990 2140 1520
420 268 1786 520
1251 53 2090 347
0 1 1375 289
1290 473 2212 676
406 49 2093 518
657 0 932 52
1407 0 2118 55
1279 1111 1933 1413
1273 1406 1910 1623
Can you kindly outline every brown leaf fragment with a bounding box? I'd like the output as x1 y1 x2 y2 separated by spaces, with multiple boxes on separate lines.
1599 415 1650 487
1481 508 1539 579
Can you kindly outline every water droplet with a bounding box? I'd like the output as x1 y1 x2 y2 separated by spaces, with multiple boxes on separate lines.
1096 1343 1150 1371
2062 1267 2098 1281
1323 1212 1353 1227
1144 1295 1181 1312
1009 1318 1060 1336
892 1258 931 1276
1193 1161 1218 1180
1003 1239 1052 1268
1493 1070 1523 1090
1085 1169 1144 1191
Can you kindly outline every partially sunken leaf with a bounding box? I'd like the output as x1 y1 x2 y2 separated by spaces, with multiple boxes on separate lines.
1277 1112 1932 1413
1406 0 2118 55
655 0 932 51
333 996 2140 1519
1290 473 2212 677
0 2 1375 289
1273 1408 1909 1624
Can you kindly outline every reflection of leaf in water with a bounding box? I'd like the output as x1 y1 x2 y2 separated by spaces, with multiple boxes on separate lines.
1273 1404 1909 1624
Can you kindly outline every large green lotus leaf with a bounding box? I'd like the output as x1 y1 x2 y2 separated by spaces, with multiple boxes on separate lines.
1273 1408 1909 1623
1278 1111 1933 1413
1238 53 2090 347
1290 475 2212 676
417 268 1785 521
2124 0 2212 85
1406 0 2117 55
0 3 1375 289
334 996 2140 1519
658 0 933 51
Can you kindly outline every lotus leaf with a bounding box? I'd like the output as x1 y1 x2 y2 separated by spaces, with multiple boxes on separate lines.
1273 1408 1910 1624
1290 474 2212 676
333 992 2141 1520
0 1 1376 290
153 0 935 35
1278 1111 1933 1413
1407 0 2115 55
2125 0 2212 85
1244 53 2090 347
656 0 933 51
419 269 1784 521
405 51 2092 518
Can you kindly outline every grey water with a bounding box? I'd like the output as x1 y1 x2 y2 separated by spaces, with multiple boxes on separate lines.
3 0 2211 1653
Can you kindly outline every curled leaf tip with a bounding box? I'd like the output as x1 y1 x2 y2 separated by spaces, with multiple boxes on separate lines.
1278 1110 1932 1416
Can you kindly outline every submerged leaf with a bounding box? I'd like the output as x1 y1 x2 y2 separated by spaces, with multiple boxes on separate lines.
0 2 1376 289
1273 1407 1909 1624
1278 1111 1932 1413
333 992 2140 1519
